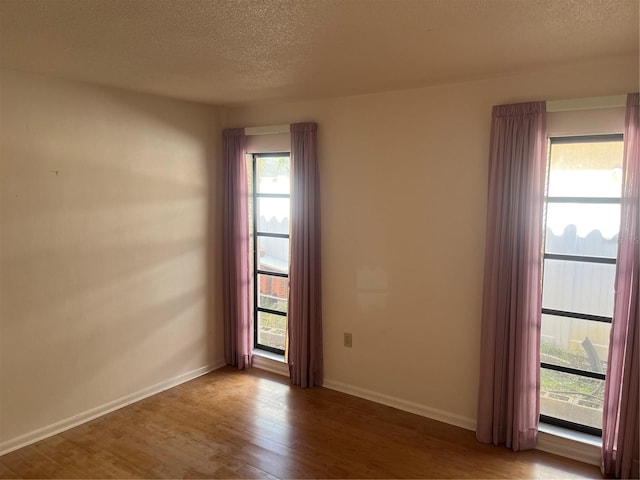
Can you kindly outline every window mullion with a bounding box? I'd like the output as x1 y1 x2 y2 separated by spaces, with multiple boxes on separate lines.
540 362 606 381
544 253 616 264
542 308 612 324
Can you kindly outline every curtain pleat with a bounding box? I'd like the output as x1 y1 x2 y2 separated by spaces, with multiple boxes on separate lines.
476 101 546 451
288 122 323 387
222 128 252 369
602 92 640 479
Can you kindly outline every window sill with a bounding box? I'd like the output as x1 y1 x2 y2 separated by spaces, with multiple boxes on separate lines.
537 423 601 466
252 349 289 377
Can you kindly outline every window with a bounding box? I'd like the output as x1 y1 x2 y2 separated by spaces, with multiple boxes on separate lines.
249 153 290 355
540 135 623 436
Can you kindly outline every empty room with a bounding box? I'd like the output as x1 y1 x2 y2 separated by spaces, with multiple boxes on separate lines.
0 0 638 478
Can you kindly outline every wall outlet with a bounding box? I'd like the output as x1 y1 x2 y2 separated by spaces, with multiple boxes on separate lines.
344 332 353 348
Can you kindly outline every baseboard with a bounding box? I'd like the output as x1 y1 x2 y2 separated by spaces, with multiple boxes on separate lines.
537 430 601 466
322 378 476 431
0 360 226 456
324 378 602 467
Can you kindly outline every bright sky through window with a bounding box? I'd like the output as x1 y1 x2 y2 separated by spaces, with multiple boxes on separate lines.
546 141 623 238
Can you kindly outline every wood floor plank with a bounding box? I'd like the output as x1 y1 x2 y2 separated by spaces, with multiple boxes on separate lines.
33 435 134 479
0 367 602 479
0 460 20 479
0 445 82 479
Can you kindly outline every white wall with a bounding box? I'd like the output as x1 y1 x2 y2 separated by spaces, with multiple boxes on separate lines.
0 70 224 450
228 54 639 427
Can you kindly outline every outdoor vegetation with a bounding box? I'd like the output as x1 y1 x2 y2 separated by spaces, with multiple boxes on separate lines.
540 341 604 406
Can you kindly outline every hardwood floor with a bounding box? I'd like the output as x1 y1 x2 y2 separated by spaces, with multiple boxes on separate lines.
0 367 602 479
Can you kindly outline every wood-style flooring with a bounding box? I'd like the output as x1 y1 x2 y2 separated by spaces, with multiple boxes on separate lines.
0 367 602 478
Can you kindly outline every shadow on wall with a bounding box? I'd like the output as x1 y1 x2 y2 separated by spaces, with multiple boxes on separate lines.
0 69 223 442
43 287 209 412
206 117 224 368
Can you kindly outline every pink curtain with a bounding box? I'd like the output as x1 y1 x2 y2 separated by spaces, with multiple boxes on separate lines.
222 128 252 369
602 93 639 479
476 101 546 451
288 123 323 387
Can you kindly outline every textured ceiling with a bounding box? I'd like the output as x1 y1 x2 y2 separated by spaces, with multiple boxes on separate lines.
0 0 638 106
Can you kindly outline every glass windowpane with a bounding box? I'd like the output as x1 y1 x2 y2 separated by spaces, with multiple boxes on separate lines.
548 141 623 198
541 314 610 373
258 274 288 313
257 311 286 351
257 236 289 274
256 156 290 194
545 203 620 256
257 197 290 235
540 369 604 430
542 259 615 317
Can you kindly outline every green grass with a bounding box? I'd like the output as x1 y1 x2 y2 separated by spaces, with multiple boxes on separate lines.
258 312 286 332
540 369 602 398
540 341 591 370
540 341 604 401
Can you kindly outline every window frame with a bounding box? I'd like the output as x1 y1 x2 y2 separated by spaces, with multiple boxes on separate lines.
539 133 623 437
252 152 291 355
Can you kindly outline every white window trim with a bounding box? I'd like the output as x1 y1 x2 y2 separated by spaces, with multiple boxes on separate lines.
252 349 289 377
538 423 601 466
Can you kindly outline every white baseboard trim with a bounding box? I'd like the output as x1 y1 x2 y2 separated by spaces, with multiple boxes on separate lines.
322 378 476 431
537 430 601 466
0 360 226 457
323 378 602 467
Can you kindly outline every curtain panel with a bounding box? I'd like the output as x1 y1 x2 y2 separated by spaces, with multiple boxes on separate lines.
288 122 323 387
222 128 252 369
602 92 640 479
476 101 547 451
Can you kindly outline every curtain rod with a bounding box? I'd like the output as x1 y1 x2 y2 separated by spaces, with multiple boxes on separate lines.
244 124 289 136
547 95 626 113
